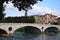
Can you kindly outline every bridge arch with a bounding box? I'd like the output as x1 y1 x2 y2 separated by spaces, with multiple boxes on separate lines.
23 26 41 34
44 26 59 34
0 29 8 34
13 26 41 35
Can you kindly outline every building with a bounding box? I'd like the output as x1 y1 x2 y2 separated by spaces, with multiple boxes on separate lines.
33 15 40 23
45 14 57 23
34 13 57 24
57 17 60 25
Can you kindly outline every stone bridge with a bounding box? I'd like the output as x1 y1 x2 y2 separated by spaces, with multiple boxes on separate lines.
0 23 60 34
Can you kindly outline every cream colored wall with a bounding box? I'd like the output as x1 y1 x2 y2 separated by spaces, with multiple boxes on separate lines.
0 23 60 34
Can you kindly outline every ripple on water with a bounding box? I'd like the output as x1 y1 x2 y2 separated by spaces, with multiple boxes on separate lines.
0 33 60 40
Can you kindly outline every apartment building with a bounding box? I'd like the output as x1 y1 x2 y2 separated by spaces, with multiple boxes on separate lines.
34 13 57 24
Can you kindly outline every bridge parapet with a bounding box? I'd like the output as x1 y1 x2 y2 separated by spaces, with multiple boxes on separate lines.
0 23 60 34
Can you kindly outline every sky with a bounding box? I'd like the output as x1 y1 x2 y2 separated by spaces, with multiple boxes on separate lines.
4 0 60 17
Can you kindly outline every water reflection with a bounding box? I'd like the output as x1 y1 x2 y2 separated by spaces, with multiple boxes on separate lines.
45 31 59 36
45 33 60 40
0 32 60 40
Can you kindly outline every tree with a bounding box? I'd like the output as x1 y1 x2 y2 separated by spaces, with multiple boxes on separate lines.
0 0 43 11
0 1 6 20
0 0 43 17
12 0 43 11
12 0 43 16
0 0 43 21
0 13 5 20
0 0 11 20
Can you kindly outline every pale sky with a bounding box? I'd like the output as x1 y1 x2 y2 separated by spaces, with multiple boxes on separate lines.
4 0 60 17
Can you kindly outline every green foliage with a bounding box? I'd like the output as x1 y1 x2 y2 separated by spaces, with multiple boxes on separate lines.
0 0 42 22
0 16 35 23
0 13 5 20
12 0 43 11
0 0 42 20
0 0 43 11
0 2 5 20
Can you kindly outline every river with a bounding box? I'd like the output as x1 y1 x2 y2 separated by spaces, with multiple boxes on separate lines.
0 33 60 40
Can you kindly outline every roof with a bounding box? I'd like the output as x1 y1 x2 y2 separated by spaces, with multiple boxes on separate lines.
45 14 57 17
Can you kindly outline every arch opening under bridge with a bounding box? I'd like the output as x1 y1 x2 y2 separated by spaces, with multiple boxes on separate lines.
44 27 59 35
13 26 41 36
0 29 8 36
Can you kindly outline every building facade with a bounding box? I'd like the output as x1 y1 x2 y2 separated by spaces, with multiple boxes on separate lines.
57 18 60 25
34 13 57 24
